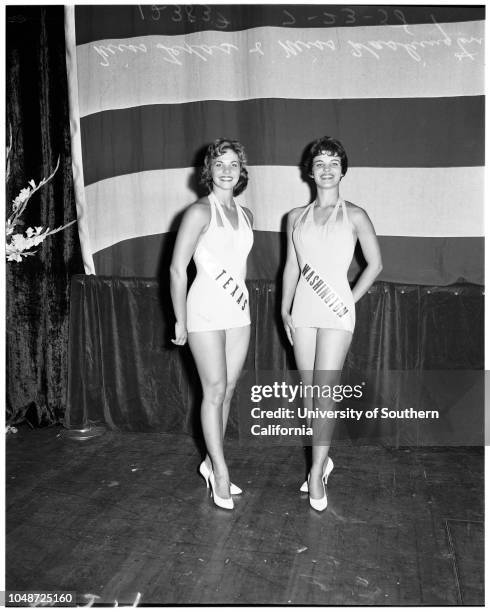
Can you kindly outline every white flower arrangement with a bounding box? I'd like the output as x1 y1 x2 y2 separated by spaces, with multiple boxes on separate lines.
6 126 76 262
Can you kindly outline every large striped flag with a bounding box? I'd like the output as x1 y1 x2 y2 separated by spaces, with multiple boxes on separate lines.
65 5 484 284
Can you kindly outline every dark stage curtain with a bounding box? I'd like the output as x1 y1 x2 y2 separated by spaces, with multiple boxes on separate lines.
6 7 84 426
65 276 483 445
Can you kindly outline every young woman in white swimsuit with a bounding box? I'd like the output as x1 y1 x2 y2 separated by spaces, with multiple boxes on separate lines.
170 138 253 510
282 136 382 512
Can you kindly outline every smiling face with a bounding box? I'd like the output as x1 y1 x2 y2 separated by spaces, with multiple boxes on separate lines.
211 149 241 193
311 151 343 188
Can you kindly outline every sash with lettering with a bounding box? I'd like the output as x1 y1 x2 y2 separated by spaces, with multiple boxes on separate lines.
300 262 349 319
197 245 249 312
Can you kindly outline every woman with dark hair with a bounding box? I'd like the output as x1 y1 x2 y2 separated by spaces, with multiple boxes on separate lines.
282 136 382 511
170 138 253 510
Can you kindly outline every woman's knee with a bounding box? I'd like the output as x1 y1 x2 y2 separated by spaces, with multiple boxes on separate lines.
202 380 227 406
224 380 238 401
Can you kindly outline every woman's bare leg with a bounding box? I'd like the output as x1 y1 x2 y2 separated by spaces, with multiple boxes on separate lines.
188 330 230 499
309 328 352 500
223 325 251 435
292 327 317 423
292 327 317 483
202 325 251 473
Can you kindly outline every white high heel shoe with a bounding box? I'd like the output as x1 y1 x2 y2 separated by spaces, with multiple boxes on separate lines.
300 457 334 493
307 473 328 512
208 470 234 510
199 461 243 495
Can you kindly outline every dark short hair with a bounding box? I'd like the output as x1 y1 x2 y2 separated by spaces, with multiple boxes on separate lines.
200 138 249 196
304 136 348 176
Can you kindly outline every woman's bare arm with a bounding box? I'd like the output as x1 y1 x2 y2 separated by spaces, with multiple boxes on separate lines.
281 209 302 345
350 207 383 303
169 203 209 344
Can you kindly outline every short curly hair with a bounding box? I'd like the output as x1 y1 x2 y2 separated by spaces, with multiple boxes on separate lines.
200 138 249 196
304 136 348 177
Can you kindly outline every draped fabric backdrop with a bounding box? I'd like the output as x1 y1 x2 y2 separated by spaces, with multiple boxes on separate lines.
62 5 484 442
65 5 483 284
66 276 483 445
6 6 84 425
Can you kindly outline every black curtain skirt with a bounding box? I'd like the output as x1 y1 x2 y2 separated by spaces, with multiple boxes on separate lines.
64 275 483 446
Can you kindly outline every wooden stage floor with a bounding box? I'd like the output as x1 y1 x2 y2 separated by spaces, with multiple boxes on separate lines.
6 427 484 606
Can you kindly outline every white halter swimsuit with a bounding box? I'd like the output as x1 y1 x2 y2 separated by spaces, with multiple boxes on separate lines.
186 192 254 332
291 198 356 333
